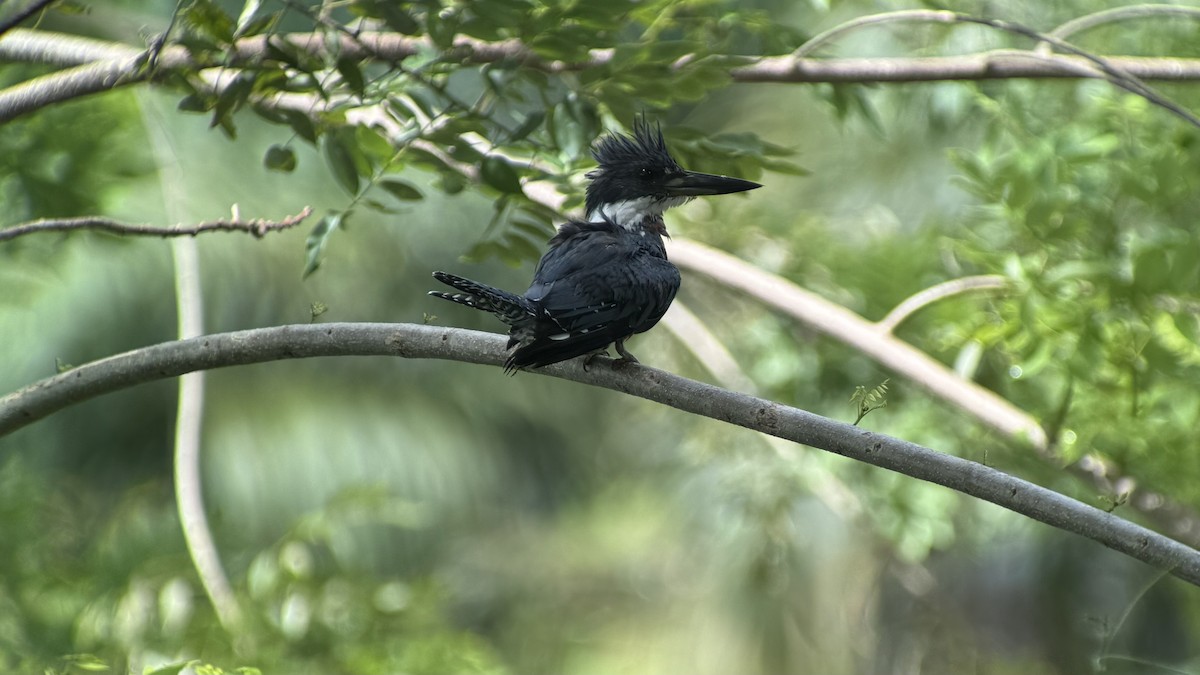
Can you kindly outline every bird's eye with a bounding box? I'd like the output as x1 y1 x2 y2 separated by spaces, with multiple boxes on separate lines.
639 167 655 178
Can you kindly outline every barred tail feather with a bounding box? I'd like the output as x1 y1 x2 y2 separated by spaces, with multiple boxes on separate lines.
429 271 533 325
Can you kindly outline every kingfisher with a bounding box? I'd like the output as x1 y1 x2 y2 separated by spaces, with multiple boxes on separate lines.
429 119 761 372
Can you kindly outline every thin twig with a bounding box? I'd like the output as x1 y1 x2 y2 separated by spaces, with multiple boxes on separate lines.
1047 4 1200 43
170 236 242 629
877 275 1008 334
145 0 188 71
1096 568 1171 666
0 0 56 38
956 15 1200 130
142 92 244 630
0 206 313 242
793 9 960 58
1 323 1198 587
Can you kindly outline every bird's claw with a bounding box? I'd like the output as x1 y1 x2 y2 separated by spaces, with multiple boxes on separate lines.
582 350 610 372
613 341 639 367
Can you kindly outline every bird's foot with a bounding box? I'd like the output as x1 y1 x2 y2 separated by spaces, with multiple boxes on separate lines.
582 349 611 372
613 340 640 368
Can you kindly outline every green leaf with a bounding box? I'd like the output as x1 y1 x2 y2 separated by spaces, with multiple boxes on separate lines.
353 0 419 33
503 231 543 261
335 56 366 98
549 95 599 160
512 218 552 240
323 27 342 61
509 111 545 142
385 7 421 34
364 198 399 213
480 155 523 194
264 144 297 172
282 110 317 144
355 125 395 167
63 654 109 672
265 35 320 71
1060 133 1120 160
177 93 210 113
435 172 466 195
181 0 236 45
234 0 266 37
303 212 345 278
48 0 89 15
323 130 361 196
528 26 594 61
1134 248 1172 294
760 158 810 176
550 108 583 159
210 72 255 130
379 179 423 201
144 660 200 675
425 9 457 48
214 113 238 140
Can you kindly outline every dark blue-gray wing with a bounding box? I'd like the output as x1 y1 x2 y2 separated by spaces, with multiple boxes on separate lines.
525 226 629 300
506 226 680 369
538 257 680 334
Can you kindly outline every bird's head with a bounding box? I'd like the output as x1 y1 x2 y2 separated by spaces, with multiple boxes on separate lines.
584 119 761 227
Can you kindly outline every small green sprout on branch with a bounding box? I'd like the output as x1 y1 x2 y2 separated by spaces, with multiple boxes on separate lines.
851 378 890 425
309 301 328 322
1100 490 1130 514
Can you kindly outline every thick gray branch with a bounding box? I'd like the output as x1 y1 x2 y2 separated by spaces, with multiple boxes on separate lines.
740 52 1200 83
0 58 138 123
4 28 1200 124
1 322 1198 586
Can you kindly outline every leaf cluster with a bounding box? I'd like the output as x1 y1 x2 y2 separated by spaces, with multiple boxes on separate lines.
164 0 804 271
949 81 1200 499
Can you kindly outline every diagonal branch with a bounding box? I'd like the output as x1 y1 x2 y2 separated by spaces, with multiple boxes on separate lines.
667 239 1048 449
1 322 1198 587
0 206 313 243
661 301 757 394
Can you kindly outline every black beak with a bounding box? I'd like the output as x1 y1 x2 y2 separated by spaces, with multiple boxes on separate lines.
663 170 762 197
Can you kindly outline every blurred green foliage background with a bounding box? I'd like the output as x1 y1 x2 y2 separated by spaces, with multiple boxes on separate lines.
3 0 1200 673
